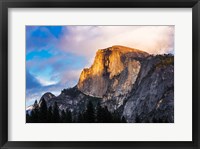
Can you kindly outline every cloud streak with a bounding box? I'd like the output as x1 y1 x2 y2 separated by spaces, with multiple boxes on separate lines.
59 26 174 62
26 70 41 89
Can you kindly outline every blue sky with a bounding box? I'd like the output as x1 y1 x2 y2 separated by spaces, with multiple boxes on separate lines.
26 26 174 107
26 26 88 106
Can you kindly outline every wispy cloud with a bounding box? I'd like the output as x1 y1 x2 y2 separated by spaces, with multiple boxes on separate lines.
60 69 82 86
59 26 174 61
26 70 41 89
26 84 65 107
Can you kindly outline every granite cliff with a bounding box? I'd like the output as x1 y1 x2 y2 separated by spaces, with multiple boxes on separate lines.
123 55 174 122
78 45 149 111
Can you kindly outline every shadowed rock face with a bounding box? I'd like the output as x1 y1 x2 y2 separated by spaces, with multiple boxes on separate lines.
77 45 149 99
38 92 56 107
39 92 56 103
44 87 101 115
123 55 174 123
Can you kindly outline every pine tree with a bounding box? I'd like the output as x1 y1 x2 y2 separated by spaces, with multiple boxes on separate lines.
135 114 140 123
47 106 53 123
65 109 72 123
26 113 30 123
158 118 163 123
30 100 39 123
85 101 95 123
52 102 60 123
96 102 104 123
102 106 112 123
61 109 67 123
30 108 39 123
152 117 157 123
38 98 47 123
77 112 84 123
33 100 38 108
121 116 127 123
112 111 121 123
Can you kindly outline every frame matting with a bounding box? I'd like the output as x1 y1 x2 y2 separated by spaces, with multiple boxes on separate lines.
0 0 199 149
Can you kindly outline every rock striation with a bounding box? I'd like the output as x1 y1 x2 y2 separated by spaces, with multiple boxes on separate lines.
123 55 174 122
77 45 149 111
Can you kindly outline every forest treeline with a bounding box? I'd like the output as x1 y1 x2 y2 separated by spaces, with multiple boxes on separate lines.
26 99 127 123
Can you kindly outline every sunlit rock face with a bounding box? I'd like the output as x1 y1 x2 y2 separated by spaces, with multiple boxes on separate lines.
77 45 149 108
78 46 149 109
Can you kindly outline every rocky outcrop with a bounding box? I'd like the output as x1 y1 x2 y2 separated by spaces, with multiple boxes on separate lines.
123 55 174 122
39 92 56 102
44 87 101 117
77 45 149 111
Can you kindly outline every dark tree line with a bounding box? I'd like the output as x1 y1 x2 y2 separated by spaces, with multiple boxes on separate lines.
75 101 126 123
26 99 72 123
26 99 127 123
134 114 170 123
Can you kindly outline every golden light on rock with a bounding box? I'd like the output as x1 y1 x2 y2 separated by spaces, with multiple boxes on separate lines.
77 45 149 98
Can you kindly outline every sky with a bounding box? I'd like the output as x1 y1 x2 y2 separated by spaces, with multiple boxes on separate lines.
26 26 174 107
